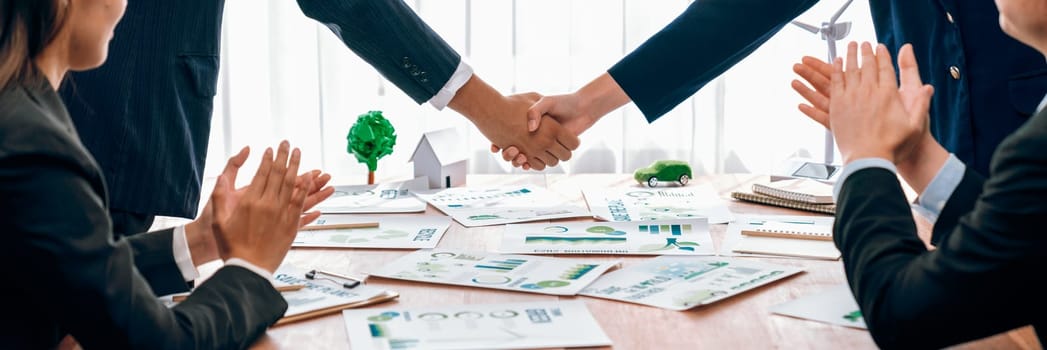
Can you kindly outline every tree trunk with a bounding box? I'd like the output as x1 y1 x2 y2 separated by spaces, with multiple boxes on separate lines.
368 171 375 185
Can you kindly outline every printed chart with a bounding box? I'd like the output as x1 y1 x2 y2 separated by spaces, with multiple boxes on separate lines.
343 300 612 350
316 177 428 214
579 256 802 310
499 219 713 255
416 186 591 227
583 185 734 224
293 216 451 249
370 249 620 295
770 284 866 329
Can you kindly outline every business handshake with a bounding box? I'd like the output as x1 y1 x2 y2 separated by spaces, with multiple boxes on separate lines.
456 73 627 171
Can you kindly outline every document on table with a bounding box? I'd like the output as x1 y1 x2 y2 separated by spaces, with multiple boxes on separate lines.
499 219 714 255
163 265 397 325
316 177 428 214
343 300 612 350
769 284 867 329
415 186 591 227
720 215 840 260
579 256 803 311
583 185 735 224
370 249 620 296
293 215 451 249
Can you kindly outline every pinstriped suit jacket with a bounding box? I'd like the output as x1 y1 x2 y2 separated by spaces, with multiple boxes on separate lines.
61 0 461 219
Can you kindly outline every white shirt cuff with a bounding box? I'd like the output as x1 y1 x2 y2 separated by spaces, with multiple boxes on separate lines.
427 60 473 110
833 158 898 202
913 154 965 224
171 226 200 282
225 258 274 280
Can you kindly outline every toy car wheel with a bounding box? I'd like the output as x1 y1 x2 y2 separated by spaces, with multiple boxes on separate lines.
678 174 689 186
647 177 658 188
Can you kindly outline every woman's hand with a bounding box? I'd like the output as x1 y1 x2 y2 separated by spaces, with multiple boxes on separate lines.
208 141 322 272
185 147 334 266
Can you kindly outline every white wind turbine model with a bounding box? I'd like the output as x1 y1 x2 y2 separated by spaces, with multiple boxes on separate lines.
791 0 854 165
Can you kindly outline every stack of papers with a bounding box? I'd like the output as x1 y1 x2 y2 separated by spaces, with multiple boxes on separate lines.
343 300 612 350
579 256 802 310
293 215 451 249
416 186 591 227
316 177 428 214
721 215 840 260
583 185 734 224
370 249 620 295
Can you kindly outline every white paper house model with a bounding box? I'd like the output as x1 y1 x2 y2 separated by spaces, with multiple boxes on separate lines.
409 128 467 189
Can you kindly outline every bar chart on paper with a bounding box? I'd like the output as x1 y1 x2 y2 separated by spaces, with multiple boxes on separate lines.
500 219 714 255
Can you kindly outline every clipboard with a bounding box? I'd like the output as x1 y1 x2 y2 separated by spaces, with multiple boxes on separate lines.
275 290 399 326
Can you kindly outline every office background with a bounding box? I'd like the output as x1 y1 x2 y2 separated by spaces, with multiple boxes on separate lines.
206 0 875 183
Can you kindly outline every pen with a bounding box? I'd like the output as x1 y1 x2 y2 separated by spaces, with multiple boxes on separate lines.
306 269 363 288
173 285 305 302
299 221 380 231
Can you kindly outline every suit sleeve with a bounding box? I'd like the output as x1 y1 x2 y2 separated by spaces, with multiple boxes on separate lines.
2 153 287 350
834 118 1047 349
296 0 461 104
608 0 819 121
125 228 193 296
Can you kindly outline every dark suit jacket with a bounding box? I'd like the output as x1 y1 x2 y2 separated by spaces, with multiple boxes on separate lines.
1 77 287 349
60 0 462 219
608 0 1047 176
834 107 1047 347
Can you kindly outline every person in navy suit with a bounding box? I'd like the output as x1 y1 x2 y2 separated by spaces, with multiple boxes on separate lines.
505 0 1046 178
61 0 579 236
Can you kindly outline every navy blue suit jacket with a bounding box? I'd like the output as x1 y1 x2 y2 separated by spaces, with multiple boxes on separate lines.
609 0 1047 176
61 0 461 218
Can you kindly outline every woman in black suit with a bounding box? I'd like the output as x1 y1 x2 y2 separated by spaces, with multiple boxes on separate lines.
0 0 333 348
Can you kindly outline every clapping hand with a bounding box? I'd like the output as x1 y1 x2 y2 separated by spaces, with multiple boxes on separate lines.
792 42 934 165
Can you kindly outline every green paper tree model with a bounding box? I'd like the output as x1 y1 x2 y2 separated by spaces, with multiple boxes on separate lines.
346 110 396 184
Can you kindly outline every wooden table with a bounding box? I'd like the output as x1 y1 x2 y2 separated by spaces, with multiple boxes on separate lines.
246 174 1040 350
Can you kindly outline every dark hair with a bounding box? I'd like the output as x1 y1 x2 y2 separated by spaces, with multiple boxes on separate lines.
0 0 64 89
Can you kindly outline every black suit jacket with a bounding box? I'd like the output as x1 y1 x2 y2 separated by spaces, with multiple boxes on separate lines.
1 78 287 349
834 108 1047 347
60 0 462 219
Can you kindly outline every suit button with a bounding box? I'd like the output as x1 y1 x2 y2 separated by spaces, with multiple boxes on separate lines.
949 66 961 80
402 57 411 69
946 12 954 24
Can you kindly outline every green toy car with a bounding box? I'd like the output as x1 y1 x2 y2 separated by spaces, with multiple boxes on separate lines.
634 160 692 187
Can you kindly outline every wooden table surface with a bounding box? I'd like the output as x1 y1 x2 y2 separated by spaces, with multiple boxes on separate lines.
243 174 1040 350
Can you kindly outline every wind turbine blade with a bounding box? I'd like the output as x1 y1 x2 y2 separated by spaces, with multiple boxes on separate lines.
829 0 855 24
790 20 820 34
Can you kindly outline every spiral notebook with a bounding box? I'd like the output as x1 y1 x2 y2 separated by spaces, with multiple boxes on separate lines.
752 178 834 204
730 189 836 215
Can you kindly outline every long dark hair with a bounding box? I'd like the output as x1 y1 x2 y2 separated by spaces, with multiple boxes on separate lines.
0 0 64 89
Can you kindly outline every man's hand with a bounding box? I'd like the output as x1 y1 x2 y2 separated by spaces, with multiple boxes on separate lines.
825 42 934 165
449 75 579 171
494 72 630 169
185 147 334 266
